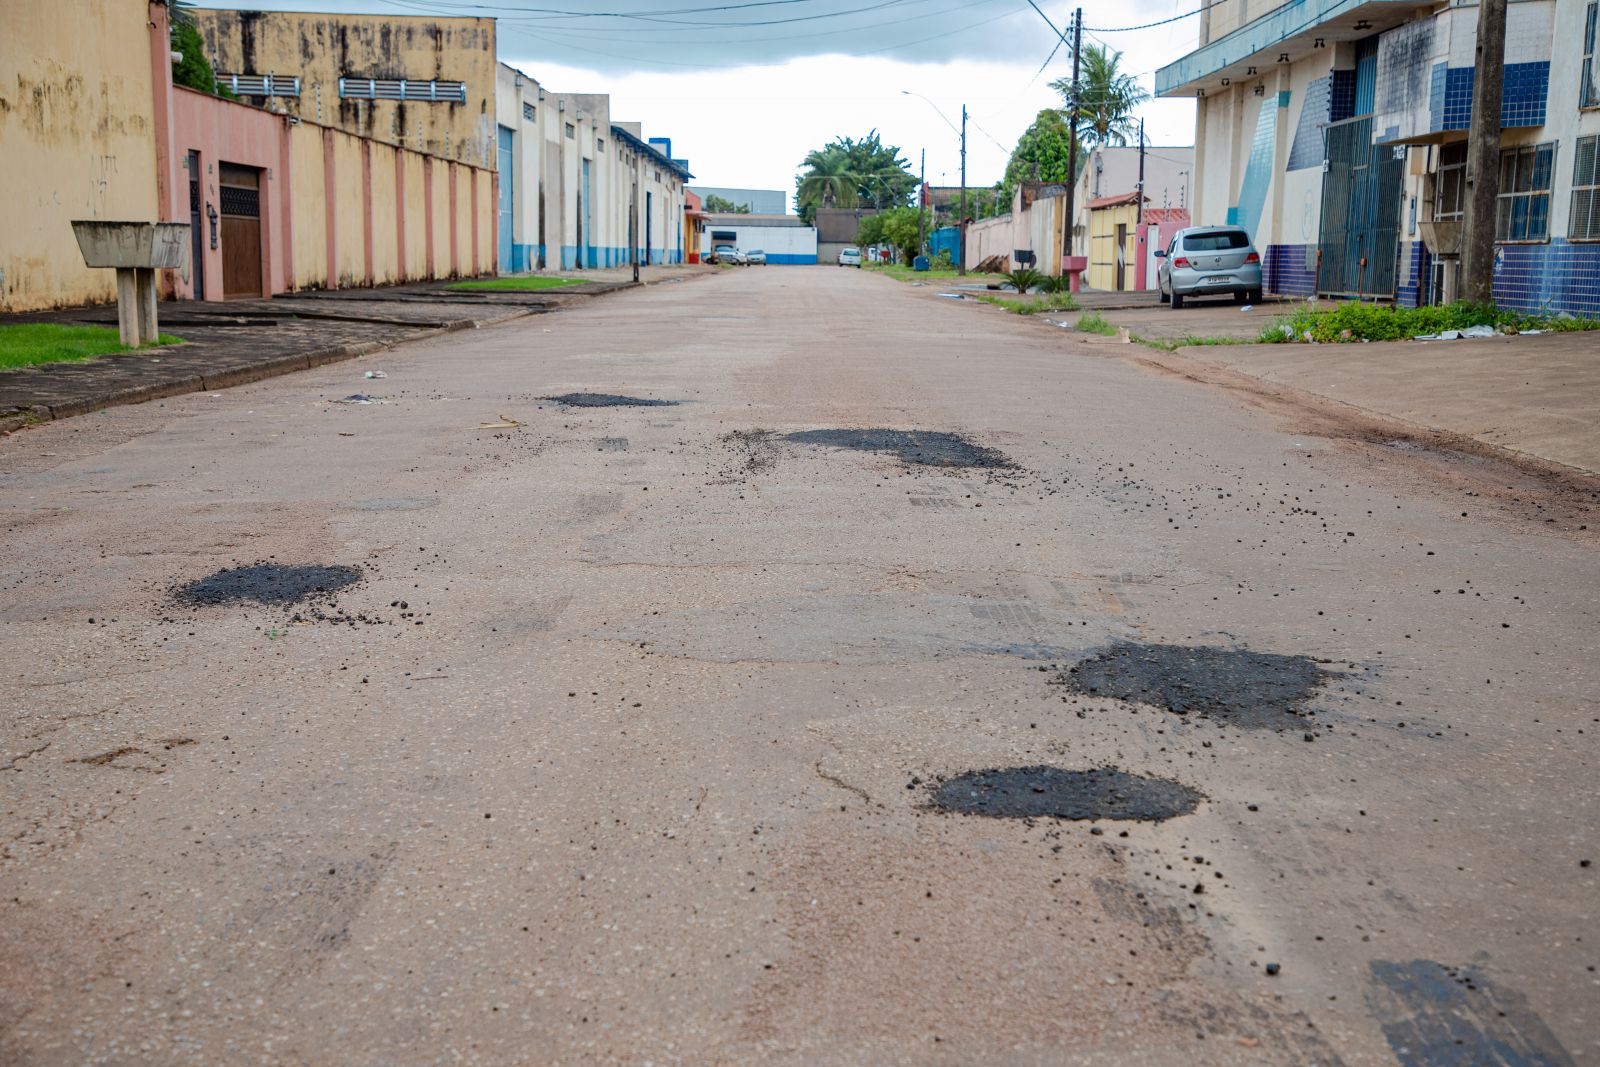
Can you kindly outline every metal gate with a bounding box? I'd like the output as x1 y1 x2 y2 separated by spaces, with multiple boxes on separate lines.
1317 116 1405 298
497 126 514 273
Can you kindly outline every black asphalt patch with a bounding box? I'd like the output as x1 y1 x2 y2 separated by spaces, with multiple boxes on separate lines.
1368 959 1576 1066
1054 643 1331 729
175 564 364 606
784 428 1013 468
542 393 677 408
932 766 1201 821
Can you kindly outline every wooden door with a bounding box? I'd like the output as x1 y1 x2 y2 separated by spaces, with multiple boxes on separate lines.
219 163 263 299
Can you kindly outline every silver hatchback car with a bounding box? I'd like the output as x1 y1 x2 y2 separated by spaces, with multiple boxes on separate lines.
1156 227 1262 309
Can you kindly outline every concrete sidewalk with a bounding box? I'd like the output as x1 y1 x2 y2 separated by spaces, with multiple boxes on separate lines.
0 267 710 431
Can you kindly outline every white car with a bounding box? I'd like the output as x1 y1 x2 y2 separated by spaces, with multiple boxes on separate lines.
745 249 768 265
714 244 746 265
838 246 862 267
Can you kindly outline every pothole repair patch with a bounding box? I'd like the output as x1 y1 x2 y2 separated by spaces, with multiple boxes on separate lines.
174 563 364 606
784 429 1013 469
1053 643 1331 729
542 393 677 408
932 766 1201 821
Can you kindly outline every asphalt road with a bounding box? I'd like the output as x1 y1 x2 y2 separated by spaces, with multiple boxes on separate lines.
2 266 1595 1066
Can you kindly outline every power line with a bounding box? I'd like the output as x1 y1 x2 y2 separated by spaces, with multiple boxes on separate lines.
1084 0 1225 33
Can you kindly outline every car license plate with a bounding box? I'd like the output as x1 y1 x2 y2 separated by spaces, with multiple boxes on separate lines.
1205 275 1231 284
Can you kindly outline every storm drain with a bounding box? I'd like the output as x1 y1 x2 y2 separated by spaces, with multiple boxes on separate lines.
542 393 678 408
175 563 363 606
1053 643 1331 729
783 429 1013 469
932 766 1201 821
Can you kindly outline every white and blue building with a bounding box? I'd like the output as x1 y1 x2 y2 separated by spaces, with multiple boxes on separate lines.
495 64 690 273
1158 0 1600 314
701 214 818 264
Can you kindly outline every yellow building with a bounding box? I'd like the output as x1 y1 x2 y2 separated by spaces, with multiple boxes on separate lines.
188 9 497 168
0 2 164 311
1085 192 1143 292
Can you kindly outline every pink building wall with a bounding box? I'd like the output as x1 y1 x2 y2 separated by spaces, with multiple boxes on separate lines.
168 87 292 300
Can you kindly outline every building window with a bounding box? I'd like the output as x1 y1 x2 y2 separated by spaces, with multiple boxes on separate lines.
523 101 536 122
1583 3 1599 108
1496 142 1554 242
1434 142 1467 221
217 73 300 98
597 137 605 151
1572 135 1600 240
565 122 575 138
338 77 466 102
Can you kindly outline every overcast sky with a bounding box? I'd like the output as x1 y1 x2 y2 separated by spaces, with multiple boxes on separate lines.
195 0 1200 202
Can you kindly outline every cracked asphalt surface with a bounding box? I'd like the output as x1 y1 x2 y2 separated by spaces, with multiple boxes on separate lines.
1 266 1596 1065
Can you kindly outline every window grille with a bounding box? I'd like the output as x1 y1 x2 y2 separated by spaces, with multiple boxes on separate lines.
338 77 466 102
1495 142 1554 242
1583 4 1599 109
1572 135 1600 240
218 73 300 97
1434 142 1466 221
523 101 536 122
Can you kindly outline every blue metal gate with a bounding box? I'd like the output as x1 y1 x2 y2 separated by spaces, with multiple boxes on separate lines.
497 126 514 273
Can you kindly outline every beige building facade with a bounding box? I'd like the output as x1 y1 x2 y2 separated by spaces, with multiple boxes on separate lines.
188 9 497 167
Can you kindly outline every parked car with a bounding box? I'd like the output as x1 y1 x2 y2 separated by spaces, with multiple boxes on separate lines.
1155 227 1262 309
745 249 767 265
838 246 862 267
714 244 746 265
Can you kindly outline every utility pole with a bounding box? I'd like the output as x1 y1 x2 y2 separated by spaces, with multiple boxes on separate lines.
958 104 968 276
631 151 641 284
1136 118 1145 225
1061 7 1083 276
1461 0 1507 304
918 147 927 258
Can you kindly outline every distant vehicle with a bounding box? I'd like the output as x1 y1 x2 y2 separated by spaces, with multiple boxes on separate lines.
838 246 862 268
745 249 767 265
1155 226 1262 309
714 244 747 265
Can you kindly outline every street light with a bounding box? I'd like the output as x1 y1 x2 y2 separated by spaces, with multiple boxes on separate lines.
902 90 967 275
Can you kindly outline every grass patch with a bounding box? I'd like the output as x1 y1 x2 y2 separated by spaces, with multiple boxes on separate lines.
1135 334 1251 352
1260 300 1599 343
0 324 181 371
864 263 970 282
1075 310 1118 335
975 292 1079 315
447 275 591 292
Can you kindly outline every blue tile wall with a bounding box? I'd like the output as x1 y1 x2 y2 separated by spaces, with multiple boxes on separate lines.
1394 241 1432 308
1265 244 1318 297
1330 70 1358 123
1431 62 1550 132
1288 76 1331 171
1233 99 1281 244
1494 239 1600 316
1428 63 1447 132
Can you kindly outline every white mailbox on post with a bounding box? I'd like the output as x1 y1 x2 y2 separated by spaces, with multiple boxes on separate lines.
70 221 190 347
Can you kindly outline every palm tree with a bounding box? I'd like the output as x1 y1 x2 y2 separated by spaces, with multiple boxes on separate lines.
797 148 861 210
1052 45 1149 148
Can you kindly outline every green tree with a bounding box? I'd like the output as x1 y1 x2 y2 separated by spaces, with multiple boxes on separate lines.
1053 45 1149 148
703 194 750 214
795 131 916 221
998 109 1082 206
169 4 236 99
855 206 923 264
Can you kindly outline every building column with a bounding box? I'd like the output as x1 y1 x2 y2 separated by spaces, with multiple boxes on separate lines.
361 140 375 286
323 129 338 289
423 157 435 277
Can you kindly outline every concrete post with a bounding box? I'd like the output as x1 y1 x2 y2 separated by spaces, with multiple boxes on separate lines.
137 269 159 343
116 269 140 348
1461 0 1507 305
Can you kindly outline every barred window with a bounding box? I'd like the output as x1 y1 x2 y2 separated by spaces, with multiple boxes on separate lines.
1582 3 1599 109
338 77 466 102
1496 142 1554 242
217 73 300 97
522 101 535 122
1434 142 1466 221
1572 135 1600 240
565 123 575 138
